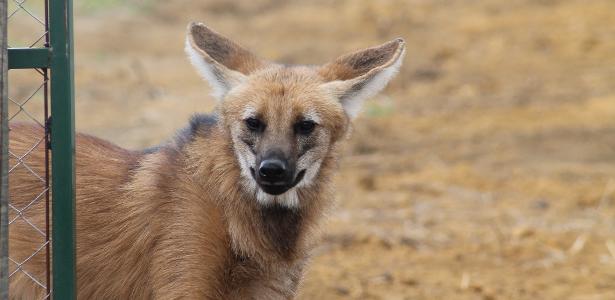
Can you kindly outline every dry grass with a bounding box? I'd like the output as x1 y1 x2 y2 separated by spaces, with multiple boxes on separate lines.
7 0 615 299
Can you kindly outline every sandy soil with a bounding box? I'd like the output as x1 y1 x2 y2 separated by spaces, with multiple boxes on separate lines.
7 0 615 299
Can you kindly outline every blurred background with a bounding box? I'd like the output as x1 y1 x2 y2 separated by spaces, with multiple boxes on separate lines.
8 0 615 299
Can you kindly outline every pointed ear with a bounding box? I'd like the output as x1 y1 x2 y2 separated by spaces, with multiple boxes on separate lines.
319 39 405 119
185 22 267 100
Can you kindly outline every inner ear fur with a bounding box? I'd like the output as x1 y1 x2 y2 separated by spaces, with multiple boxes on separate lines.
188 22 266 75
318 38 405 82
317 38 405 119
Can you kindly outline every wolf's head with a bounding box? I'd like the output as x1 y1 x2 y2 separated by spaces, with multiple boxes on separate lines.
185 23 405 208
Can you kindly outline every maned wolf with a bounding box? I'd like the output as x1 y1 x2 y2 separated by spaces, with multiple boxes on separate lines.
7 23 404 299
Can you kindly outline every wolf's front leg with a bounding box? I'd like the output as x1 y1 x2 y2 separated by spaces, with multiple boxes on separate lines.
148 211 230 299
225 257 307 300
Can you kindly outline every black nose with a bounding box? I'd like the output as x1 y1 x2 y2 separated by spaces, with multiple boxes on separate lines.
258 159 288 182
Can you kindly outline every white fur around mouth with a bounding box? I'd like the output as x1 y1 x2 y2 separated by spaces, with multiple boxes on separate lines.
256 188 299 208
236 165 300 208
247 168 305 209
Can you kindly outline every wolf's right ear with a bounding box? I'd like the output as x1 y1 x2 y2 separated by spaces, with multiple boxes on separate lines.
186 23 266 100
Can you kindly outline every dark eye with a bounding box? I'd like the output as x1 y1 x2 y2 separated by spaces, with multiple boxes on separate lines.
295 120 316 135
245 117 265 132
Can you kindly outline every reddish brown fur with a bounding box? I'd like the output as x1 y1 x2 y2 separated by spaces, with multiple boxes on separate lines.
6 24 404 299
7 118 336 299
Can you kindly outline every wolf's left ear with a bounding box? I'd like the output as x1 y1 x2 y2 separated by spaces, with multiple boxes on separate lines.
319 39 405 119
186 22 266 100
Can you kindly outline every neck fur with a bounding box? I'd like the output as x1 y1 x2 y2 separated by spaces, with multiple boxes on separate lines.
182 125 337 263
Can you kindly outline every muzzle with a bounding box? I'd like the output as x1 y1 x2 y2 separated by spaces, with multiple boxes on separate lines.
250 149 305 195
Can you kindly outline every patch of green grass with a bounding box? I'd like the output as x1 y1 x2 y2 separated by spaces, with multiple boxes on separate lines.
77 0 156 14
79 0 124 11
364 96 395 118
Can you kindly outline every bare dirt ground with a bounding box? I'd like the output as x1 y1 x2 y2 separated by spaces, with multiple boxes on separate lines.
7 0 615 299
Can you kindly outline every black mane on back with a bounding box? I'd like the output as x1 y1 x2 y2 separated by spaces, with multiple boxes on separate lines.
141 113 219 154
175 113 219 149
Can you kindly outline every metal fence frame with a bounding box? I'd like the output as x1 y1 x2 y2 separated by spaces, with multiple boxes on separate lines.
1 0 76 298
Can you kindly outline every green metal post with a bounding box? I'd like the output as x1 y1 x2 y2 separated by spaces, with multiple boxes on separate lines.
49 0 76 298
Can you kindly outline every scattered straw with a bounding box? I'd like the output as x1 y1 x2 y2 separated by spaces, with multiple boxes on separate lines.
606 240 615 260
568 234 587 256
460 272 470 290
